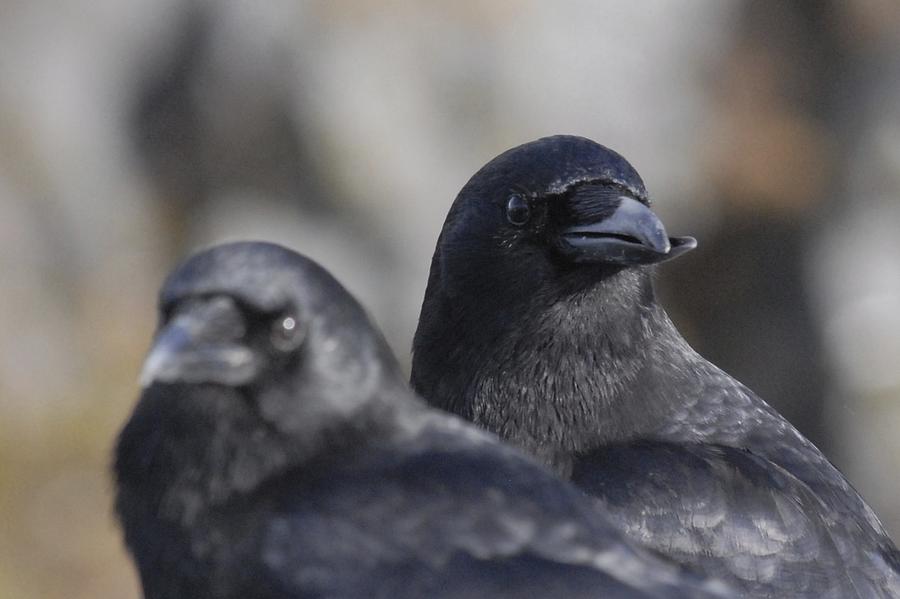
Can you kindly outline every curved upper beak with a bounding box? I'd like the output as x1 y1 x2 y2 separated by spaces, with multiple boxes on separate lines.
557 196 697 265
139 297 259 388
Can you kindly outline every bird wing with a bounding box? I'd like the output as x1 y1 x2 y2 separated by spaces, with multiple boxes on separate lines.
573 441 900 598
255 425 730 599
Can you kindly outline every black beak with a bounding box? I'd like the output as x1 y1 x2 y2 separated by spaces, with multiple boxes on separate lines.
140 296 259 388
558 196 696 265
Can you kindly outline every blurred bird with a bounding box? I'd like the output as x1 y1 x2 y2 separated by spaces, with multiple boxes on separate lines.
411 135 900 597
114 241 730 599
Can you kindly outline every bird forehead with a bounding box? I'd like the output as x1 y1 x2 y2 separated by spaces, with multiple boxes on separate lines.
473 136 648 202
160 243 327 312
162 280 291 314
162 261 298 313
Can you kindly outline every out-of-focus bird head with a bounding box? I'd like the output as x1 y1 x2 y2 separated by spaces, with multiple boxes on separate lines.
137 241 404 457
434 135 696 304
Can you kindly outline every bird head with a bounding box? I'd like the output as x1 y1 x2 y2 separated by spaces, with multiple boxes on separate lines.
412 136 697 457
137 241 403 451
434 135 695 304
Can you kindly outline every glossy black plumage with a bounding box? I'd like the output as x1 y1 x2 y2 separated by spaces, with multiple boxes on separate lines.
411 135 900 597
114 241 729 599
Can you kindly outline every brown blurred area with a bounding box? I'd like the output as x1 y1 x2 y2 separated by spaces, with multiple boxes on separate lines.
0 2 898 597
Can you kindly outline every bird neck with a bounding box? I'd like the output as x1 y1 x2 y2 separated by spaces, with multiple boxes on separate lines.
114 382 414 544
114 383 425 597
412 269 702 476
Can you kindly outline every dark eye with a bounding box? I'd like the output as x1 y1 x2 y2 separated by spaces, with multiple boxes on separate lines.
506 194 531 226
270 314 304 352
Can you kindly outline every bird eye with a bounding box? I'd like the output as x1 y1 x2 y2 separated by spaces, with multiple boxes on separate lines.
506 194 531 226
270 315 304 353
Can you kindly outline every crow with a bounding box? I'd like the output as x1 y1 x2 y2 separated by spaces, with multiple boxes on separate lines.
113 240 730 599
411 135 900 597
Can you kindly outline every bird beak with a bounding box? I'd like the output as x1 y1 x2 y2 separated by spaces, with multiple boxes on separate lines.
139 299 259 388
558 196 696 265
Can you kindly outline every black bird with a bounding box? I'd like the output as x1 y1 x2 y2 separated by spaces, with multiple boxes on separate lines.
114 241 730 599
411 135 900 597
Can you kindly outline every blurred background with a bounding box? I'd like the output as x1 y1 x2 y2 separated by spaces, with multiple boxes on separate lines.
1 1 899 596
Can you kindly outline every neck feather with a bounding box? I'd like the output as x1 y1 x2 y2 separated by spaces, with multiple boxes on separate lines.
412 269 702 475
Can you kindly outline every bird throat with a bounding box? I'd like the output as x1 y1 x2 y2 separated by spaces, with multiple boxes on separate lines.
414 270 684 477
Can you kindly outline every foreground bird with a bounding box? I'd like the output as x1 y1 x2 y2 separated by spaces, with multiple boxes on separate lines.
411 135 900 597
114 241 730 599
